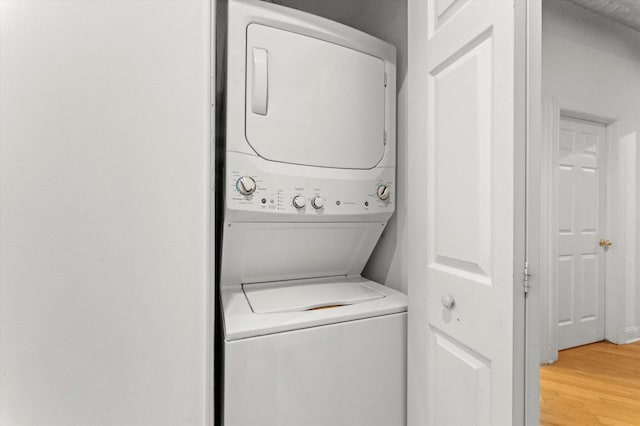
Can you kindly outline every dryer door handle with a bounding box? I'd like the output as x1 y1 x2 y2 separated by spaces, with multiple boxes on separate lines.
252 48 269 115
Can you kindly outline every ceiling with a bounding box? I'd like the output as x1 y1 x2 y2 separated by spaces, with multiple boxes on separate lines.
566 0 640 31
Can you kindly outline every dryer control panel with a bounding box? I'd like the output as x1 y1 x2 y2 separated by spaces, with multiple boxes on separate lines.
225 151 394 221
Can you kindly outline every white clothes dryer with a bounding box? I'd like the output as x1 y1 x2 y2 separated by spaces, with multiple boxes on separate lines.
220 1 407 425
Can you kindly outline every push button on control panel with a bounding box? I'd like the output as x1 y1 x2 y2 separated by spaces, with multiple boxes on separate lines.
236 176 256 195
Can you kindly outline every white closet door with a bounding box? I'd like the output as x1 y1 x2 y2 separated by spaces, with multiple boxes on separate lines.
407 0 526 425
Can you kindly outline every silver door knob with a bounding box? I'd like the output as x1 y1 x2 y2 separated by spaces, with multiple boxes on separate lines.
441 294 455 310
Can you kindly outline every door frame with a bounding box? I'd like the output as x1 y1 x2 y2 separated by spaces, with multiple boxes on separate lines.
523 1 542 425
538 98 619 363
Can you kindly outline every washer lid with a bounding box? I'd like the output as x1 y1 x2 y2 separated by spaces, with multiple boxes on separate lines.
243 279 385 314
245 23 387 169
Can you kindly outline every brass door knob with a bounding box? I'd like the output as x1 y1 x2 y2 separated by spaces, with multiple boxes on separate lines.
599 239 613 247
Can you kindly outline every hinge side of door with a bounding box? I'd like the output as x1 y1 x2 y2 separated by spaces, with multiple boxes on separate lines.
523 260 530 295
384 72 388 87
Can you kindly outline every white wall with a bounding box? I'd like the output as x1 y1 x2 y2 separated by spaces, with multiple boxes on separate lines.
272 0 409 294
543 0 640 347
543 1 640 118
0 2 212 425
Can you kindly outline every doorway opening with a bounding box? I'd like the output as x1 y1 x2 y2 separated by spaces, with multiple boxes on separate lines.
538 100 636 364
524 0 640 423
536 102 639 424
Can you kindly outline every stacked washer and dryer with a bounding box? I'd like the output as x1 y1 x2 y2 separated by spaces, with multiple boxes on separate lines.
220 1 408 425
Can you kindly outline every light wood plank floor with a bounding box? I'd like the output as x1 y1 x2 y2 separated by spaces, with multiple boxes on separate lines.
540 341 640 426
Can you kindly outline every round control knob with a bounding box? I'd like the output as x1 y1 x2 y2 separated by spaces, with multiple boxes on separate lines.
377 185 390 200
292 195 306 209
236 176 256 195
311 196 325 209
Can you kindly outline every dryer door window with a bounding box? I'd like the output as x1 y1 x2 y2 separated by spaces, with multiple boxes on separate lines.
245 24 387 169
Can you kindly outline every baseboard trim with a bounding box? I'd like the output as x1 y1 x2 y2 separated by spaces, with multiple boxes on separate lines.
623 325 640 344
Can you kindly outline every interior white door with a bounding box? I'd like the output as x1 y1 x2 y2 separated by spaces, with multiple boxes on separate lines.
407 1 526 425
556 116 607 350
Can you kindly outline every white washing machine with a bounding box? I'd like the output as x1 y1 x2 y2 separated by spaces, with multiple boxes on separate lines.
220 1 407 425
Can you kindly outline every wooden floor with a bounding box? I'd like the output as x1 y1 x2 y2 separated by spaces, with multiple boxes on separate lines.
540 341 640 426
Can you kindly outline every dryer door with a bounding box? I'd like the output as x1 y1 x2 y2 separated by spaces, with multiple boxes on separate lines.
245 24 387 169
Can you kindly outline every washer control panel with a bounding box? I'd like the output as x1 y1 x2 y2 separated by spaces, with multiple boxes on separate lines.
226 154 394 218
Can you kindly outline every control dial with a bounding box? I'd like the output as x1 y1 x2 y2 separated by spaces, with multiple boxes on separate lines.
292 195 306 209
377 185 390 201
311 196 325 209
236 176 256 195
